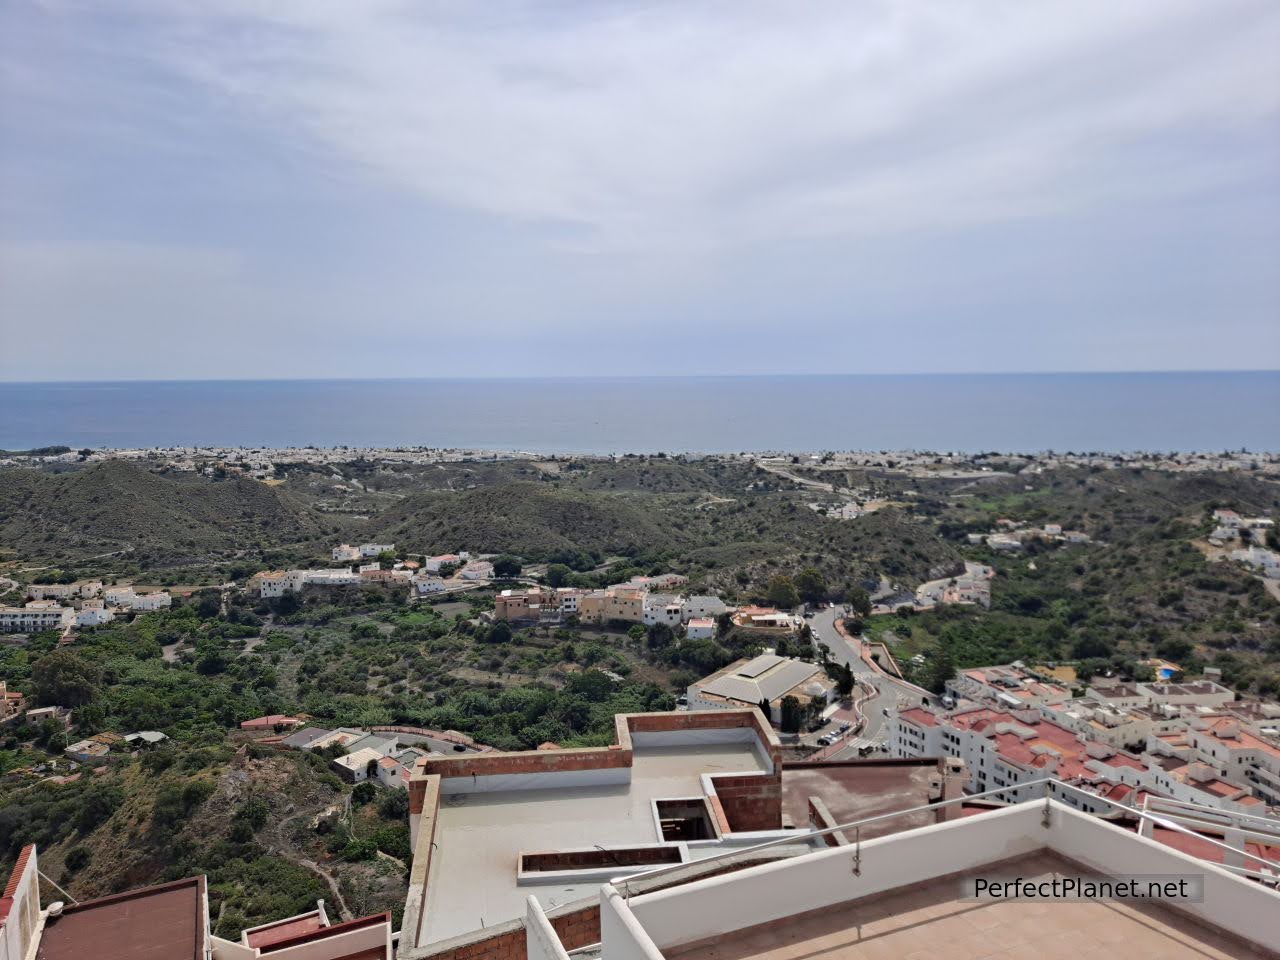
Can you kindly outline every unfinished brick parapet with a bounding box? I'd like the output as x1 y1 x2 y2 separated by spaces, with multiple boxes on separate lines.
405 903 601 960
419 708 777 785
422 744 632 780
709 770 783 832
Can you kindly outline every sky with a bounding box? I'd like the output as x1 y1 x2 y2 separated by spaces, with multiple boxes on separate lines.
1 0 1278 381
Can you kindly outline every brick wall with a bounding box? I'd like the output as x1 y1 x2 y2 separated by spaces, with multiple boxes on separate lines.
522 847 681 872
421 744 632 781
709 772 783 831
419 708 777 786
413 904 601 960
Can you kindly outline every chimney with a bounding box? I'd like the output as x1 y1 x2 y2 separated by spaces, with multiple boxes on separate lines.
937 757 968 821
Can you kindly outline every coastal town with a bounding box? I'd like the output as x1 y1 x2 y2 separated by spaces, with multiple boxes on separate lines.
2 451 1279 960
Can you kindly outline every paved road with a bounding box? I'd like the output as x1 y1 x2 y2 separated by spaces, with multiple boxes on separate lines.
807 607 932 751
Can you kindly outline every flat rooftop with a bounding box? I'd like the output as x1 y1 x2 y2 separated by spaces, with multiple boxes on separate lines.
422 741 766 944
779 761 950 839
668 851 1267 960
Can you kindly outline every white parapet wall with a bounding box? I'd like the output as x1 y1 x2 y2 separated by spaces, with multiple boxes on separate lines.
525 897 571 960
619 802 1048 952
1048 804 1280 949
609 799 1280 958
600 886 667 960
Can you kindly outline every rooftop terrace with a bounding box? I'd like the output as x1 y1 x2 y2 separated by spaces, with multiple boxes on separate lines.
422 741 768 943
667 851 1266 960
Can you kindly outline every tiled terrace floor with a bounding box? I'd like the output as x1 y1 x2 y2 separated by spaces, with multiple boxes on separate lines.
668 852 1272 960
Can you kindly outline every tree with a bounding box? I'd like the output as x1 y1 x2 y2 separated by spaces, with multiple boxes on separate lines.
766 575 800 610
545 564 572 588
488 621 513 644
794 568 828 605
925 648 955 695
647 621 674 650
844 585 872 618
31 651 100 707
779 695 803 733
627 624 647 644
493 556 522 578
836 663 855 698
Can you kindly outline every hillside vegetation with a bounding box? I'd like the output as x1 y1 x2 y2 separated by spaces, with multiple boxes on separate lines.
0 461 324 565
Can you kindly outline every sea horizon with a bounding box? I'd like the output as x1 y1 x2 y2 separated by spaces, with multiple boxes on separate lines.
4 368 1279 386
2 371 1278 455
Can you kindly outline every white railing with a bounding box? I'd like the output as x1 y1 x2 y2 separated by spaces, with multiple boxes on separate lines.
605 797 1280 960
613 776 1280 897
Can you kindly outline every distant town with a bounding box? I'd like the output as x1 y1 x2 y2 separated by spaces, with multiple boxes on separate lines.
2 445 1278 960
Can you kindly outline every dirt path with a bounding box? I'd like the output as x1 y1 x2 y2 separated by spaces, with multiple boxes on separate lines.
268 803 354 921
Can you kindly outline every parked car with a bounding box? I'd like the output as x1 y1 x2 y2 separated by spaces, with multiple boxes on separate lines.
816 736 832 747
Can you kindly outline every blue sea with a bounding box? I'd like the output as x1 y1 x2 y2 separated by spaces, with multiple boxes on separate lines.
1 373 1277 454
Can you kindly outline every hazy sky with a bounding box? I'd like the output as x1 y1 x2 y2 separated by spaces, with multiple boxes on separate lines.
2 0 1278 381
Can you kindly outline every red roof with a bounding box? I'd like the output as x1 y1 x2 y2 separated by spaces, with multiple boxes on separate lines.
899 708 939 728
246 911 326 948
33 876 206 960
240 715 300 729
258 911 389 955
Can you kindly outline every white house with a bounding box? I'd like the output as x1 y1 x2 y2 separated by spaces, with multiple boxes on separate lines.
413 576 447 596
75 599 114 627
459 560 494 581
680 595 728 621
424 553 462 573
331 544 361 563
359 543 395 558
686 617 715 640
128 591 172 612
27 580 102 601
642 594 683 628
104 586 136 606
1229 545 1280 578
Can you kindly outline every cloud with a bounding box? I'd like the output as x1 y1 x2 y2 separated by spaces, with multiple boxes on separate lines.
89 0 1280 250
1 0 1278 379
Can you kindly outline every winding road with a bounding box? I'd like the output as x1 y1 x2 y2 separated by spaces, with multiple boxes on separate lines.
807 607 933 758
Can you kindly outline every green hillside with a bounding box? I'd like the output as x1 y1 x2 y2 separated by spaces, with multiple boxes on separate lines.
0 461 324 565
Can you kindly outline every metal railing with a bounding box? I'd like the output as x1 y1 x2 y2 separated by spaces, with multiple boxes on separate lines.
613 776 1280 898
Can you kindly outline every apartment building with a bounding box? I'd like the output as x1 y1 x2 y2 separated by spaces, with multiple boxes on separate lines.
947 662 1073 708
395 706 1279 960
890 706 1154 803
1162 715 1280 807
578 586 645 624
26 579 102 601
0 602 75 634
